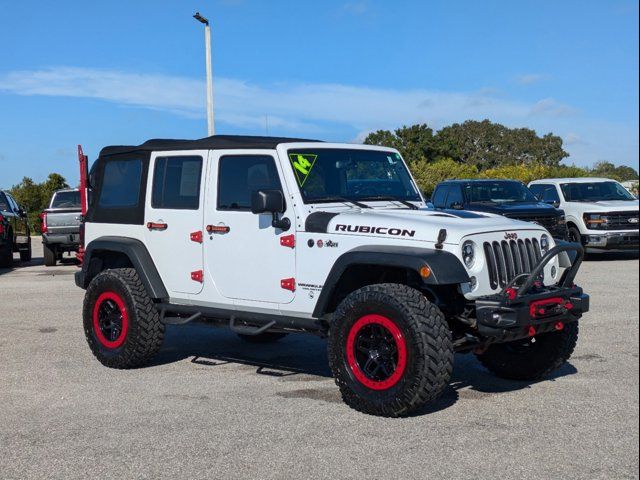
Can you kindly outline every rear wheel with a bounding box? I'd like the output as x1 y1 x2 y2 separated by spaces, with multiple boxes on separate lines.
237 332 288 343
476 321 579 380
43 243 56 266
328 283 453 417
19 239 32 262
83 268 164 369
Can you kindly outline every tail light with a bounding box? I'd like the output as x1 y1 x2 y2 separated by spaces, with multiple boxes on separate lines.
39 211 48 234
0 214 4 235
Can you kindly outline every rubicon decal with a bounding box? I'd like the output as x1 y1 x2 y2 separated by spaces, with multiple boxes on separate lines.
335 224 416 237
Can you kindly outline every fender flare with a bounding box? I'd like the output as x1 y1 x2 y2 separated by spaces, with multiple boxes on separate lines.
312 245 470 317
75 236 168 300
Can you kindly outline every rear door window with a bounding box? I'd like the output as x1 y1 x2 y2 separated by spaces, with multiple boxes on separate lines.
98 159 143 208
152 156 203 210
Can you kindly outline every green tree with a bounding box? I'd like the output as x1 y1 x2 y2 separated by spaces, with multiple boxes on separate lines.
9 173 69 232
365 124 437 164
434 120 569 169
410 158 479 196
589 161 639 181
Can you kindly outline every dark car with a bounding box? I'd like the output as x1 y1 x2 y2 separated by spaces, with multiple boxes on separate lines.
430 179 568 240
0 190 32 267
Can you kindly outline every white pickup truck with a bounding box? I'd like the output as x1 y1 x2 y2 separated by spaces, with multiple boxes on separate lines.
41 189 82 266
529 178 639 252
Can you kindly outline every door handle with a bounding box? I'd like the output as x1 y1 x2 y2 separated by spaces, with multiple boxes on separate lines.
206 224 230 234
147 221 168 231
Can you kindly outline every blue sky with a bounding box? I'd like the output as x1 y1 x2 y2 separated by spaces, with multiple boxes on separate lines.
0 0 638 188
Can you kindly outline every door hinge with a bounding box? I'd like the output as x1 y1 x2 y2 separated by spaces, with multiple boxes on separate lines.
191 270 204 283
280 277 296 292
280 234 295 248
190 230 203 243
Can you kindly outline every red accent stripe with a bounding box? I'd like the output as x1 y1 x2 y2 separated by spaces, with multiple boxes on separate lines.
346 314 407 391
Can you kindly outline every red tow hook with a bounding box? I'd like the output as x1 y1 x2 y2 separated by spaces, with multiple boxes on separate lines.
529 297 573 319
528 326 536 337
505 288 517 300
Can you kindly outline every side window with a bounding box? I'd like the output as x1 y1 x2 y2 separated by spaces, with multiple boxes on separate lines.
0 193 9 212
217 155 282 211
5 193 18 213
99 159 143 208
539 185 560 203
152 156 203 210
431 186 448 209
445 185 464 209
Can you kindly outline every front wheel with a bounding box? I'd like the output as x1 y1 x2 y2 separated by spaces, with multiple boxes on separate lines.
328 283 453 417
568 226 582 245
83 268 165 369
476 321 579 380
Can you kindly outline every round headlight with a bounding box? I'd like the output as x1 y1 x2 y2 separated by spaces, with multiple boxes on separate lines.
462 241 475 268
540 234 550 253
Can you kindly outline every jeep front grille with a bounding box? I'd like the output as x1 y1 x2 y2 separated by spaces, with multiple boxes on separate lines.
483 238 542 290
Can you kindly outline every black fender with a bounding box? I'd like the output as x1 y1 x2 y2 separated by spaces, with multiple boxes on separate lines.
312 245 470 317
74 236 168 300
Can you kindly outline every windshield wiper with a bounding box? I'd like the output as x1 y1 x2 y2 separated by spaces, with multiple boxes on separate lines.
359 195 420 210
312 196 371 209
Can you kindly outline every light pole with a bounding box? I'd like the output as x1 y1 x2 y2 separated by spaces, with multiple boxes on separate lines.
193 12 215 136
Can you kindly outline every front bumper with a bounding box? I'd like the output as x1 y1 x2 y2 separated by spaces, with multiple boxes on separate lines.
583 231 638 250
474 242 589 343
475 286 589 341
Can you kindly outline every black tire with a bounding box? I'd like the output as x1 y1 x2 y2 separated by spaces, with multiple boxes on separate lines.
237 332 288 343
83 268 164 369
328 283 453 417
568 226 582 245
19 239 32 262
43 243 56 266
0 238 13 268
476 321 579 381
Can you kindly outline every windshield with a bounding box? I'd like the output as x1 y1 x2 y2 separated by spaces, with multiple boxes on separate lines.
465 181 538 204
287 149 421 203
51 190 81 208
560 182 636 202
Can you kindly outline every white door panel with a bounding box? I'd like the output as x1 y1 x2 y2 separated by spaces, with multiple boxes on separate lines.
144 150 207 296
203 149 296 304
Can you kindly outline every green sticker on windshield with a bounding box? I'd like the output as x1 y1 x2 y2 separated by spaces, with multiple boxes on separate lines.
289 153 318 186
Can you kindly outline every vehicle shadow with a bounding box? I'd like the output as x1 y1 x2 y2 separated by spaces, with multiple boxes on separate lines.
153 322 577 416
584 251 639 261
0 254 78 275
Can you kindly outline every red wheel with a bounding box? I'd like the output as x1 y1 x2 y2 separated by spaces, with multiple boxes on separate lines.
346 314 407 390
92 291 129 349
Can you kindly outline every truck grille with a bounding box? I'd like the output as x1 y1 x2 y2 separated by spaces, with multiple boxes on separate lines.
602 211 639 230
505 214 558 231
483 238 543 290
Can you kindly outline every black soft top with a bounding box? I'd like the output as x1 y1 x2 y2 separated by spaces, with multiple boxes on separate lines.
99 135 321 157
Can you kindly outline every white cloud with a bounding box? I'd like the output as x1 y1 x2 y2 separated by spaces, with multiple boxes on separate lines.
514 73 550 85
530 98 577 117
0 66 636 168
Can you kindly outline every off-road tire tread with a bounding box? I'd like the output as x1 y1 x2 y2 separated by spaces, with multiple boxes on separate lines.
328 283 453 417
83 268 164 369
476 321 579 380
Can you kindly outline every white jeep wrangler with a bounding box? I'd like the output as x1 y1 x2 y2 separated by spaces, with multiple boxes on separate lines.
76 135 589 417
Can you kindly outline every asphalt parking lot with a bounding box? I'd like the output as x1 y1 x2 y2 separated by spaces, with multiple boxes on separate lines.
1 241 638 480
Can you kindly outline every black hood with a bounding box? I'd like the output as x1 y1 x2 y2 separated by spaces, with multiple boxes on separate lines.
466 201 561 217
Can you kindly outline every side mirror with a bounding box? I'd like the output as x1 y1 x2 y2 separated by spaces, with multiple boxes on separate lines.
18 208 27 218
251 190 285 214
251 190 290 231
545 200 560 208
